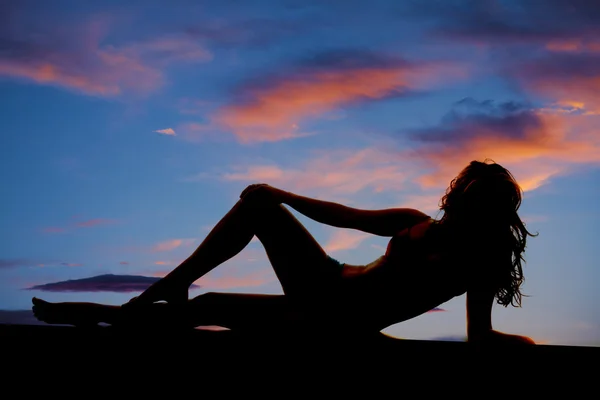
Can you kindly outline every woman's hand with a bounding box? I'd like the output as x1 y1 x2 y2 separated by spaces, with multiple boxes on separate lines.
240 183 291 206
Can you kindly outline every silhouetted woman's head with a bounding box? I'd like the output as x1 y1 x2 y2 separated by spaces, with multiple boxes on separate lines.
439 159 537 307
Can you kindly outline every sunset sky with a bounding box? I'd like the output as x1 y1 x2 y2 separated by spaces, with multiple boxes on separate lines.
1 0 599 346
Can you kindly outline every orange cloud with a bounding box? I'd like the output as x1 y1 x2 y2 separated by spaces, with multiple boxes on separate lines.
407 100 600 193
214 68 416 143
151 238 197 253
181 52 461 143
204 98 597 215
528 81 600 115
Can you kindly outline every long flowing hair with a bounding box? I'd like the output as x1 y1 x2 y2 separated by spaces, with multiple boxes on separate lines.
438 159 538 307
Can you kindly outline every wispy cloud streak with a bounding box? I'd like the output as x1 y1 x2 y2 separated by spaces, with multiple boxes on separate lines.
42 218 118 234
26 274 199 293
151 238 197 253
324 230 370 253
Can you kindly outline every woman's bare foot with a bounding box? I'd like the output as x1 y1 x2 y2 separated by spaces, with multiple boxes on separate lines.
32 297 104 327
123 277 189 309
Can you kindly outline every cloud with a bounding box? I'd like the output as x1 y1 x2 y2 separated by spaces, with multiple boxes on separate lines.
0 259 83 269
42 227 67 234
119 261 129 265
154 128 176 136
545 39 600 53
195 270 275 291
151 238 197 253
151 247 276 291
42 217 118 234
0 11 211 96
211 147 410 201
75 218 118 228
26 274 199 293
405 98 600 191
183 50 459 144
426 334 465 342
59 262 83 267
186 17 312 48
323 230 370 253
425 1 600 47
198 98 597 215
508 52 600 113
396 194 444 215
428 307 446 313
0 259 33 269
420 1 600 115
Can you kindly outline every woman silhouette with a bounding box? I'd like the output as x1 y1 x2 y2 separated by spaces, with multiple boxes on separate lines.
33 159 537 344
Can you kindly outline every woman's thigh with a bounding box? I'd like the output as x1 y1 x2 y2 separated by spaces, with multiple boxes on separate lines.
247 203 345 298
187 292 355 332
186 292 312 331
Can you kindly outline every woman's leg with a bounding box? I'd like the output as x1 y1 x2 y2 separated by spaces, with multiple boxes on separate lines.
129 198 340 306
32 297 122 327
32 293 302 331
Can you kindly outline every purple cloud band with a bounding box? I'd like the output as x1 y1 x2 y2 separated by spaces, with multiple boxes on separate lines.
26 274 200 293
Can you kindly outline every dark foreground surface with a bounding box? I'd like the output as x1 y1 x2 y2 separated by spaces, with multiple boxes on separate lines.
1 323 597 393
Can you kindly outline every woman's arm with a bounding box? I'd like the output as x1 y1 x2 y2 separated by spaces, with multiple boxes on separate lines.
466 287 535 345
283 192 429 237
240 183 429 236
466 287 494 341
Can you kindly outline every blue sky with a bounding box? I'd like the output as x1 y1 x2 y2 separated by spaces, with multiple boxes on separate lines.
1 0 599 346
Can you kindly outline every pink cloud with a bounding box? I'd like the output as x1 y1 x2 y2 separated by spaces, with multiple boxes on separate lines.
119 261 129 265
196 326 230 331
216 147 409 199
323 230 370 253
546 39 600 53
154 128 176 136
195 270 275 290
151 238 197 253
396 194 444 215
0 15 211 96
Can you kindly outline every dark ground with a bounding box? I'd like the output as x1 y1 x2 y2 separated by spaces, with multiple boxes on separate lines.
1 323 597 394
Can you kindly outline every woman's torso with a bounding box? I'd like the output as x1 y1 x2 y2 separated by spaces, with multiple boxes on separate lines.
338 217 468 328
